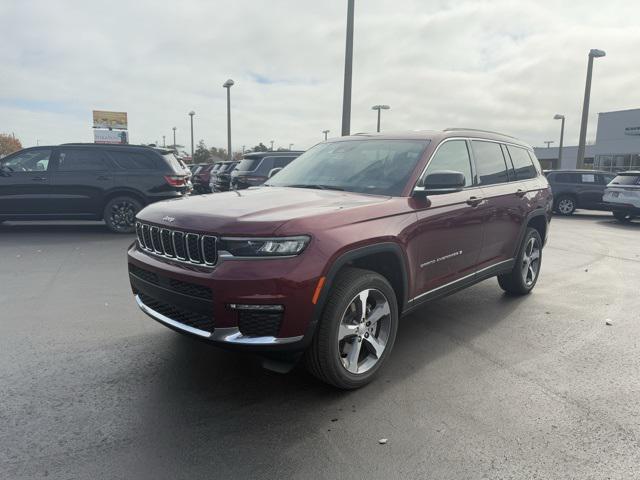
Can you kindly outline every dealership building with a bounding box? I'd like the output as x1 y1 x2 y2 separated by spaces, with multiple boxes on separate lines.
534 108 640 172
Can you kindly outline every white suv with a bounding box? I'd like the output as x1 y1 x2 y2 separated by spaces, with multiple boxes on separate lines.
603 171 640 222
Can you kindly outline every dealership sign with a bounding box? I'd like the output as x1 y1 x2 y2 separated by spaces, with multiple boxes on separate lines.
93 110 128 129
624 126 640 136
94 129 129 144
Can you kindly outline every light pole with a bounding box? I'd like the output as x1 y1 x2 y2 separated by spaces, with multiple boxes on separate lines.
223 78 234 161
341 0 355 136
172 127 176 149
323 130 330 141
188 111 195 159
162 135 166 147
289 143 294 150
270 140 274 151
242 145 246 155
544 141 554 148
577 49 605 167
554 114 565 167
371 105 390 132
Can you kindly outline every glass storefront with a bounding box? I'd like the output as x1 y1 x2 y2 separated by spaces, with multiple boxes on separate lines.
594 153 640 172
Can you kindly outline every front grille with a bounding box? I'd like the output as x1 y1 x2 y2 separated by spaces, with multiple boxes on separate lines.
136 221 217 266
129 264 211 300
238 310 283 337
139 293 215 333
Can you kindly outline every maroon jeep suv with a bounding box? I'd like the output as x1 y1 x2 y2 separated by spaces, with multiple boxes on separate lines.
128 129 552 389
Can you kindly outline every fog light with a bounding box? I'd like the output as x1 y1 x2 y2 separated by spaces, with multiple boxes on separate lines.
229 304 284 312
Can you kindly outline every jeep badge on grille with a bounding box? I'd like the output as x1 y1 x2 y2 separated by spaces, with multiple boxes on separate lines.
162 216 175 223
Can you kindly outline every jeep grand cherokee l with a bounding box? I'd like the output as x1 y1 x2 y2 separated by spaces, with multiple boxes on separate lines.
603 171 640 222
0 144 191 232
128 129 552 389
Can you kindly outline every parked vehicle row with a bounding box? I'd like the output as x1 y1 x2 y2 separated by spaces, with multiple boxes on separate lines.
128 129 553 389
0 144 192 232
544 169 639 221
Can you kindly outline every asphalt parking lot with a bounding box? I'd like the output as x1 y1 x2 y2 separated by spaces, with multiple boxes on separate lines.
1 213 639 479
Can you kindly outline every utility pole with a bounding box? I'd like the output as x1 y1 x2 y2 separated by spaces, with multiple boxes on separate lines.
544 141 554 148
341 0 355 136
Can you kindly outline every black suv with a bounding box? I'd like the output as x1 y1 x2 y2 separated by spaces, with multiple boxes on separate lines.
230 151 304 190
0 144 191 232
544 169 616 215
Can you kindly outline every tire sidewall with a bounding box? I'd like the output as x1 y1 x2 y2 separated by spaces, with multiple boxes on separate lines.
104 196 142 233
516 228 543 293
322 273 399 388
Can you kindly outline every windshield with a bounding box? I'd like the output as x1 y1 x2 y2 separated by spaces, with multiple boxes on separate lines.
611 174 640 186
267 139 428 196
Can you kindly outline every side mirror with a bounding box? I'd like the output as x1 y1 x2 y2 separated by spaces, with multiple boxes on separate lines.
413 170 466 196
268 167 283 178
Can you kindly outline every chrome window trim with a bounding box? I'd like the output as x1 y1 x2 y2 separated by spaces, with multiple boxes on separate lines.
409 259 513 302
136 294 303 345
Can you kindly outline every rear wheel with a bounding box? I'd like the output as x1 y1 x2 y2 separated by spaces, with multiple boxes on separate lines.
103 196 142 233
613 211 633 223
498 227 542 295
305 267 398 389
555 196 576 215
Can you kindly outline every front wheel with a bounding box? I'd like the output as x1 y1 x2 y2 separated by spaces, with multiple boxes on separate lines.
103 196 142 233
498 227 543 295
305 267 398 389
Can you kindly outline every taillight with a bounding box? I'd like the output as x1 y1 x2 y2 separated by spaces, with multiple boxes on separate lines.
164 175 187 187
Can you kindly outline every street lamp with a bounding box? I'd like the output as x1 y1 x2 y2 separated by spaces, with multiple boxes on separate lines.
162 135 166 147
289 143 294 150
341 0 355 136
371 105 390 132
577 49 606 167
554 114 565 167
188 111 195 159
544 141 554 148
270 140 274 151
172 127 176 149
323 129 330 141
223 78 234 161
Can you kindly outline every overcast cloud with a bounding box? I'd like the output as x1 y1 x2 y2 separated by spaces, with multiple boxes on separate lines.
1 0 639 152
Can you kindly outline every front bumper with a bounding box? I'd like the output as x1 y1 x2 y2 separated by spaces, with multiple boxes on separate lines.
128 243 323 352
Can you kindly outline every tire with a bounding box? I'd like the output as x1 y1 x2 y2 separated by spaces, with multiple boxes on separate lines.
103 196 142 233
305 267 399 389
613 211 632 223
555 195 576 215
498 227 543 295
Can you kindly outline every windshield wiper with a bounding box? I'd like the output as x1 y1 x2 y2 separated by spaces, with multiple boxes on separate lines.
285 184 344 191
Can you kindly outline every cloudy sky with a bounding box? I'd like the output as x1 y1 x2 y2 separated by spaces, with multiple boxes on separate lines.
1 0 639 152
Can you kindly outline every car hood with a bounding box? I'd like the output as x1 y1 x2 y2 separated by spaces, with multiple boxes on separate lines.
137 187 395 235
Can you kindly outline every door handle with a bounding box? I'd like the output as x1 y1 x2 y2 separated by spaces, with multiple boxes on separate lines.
31 176 47 182
466 196 483 207
515 189 526 197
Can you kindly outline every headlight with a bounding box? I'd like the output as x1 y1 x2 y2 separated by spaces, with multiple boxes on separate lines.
220 236 310 257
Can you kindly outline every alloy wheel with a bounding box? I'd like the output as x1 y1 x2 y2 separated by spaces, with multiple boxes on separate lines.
521 236 541 287
558 199 574 214
109 200 137 231
337 288 391 375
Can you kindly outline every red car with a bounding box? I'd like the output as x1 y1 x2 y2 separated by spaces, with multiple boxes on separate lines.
128 129 552 388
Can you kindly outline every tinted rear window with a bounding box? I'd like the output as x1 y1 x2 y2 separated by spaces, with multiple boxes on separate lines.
611 174 640 186
551 172 579 184
471 141 509 185
108 151 157 170
163 153 188 174
57 149 110 171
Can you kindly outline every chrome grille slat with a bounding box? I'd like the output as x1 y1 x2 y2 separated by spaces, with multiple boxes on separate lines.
136 222 217 267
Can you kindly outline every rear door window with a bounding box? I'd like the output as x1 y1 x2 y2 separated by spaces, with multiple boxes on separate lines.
56 149 110 171
553 172 579 184
580 173 596 184
471 140 509 185
506 145 537 180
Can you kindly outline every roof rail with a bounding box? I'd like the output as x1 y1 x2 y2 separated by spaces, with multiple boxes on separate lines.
443 128 520 140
